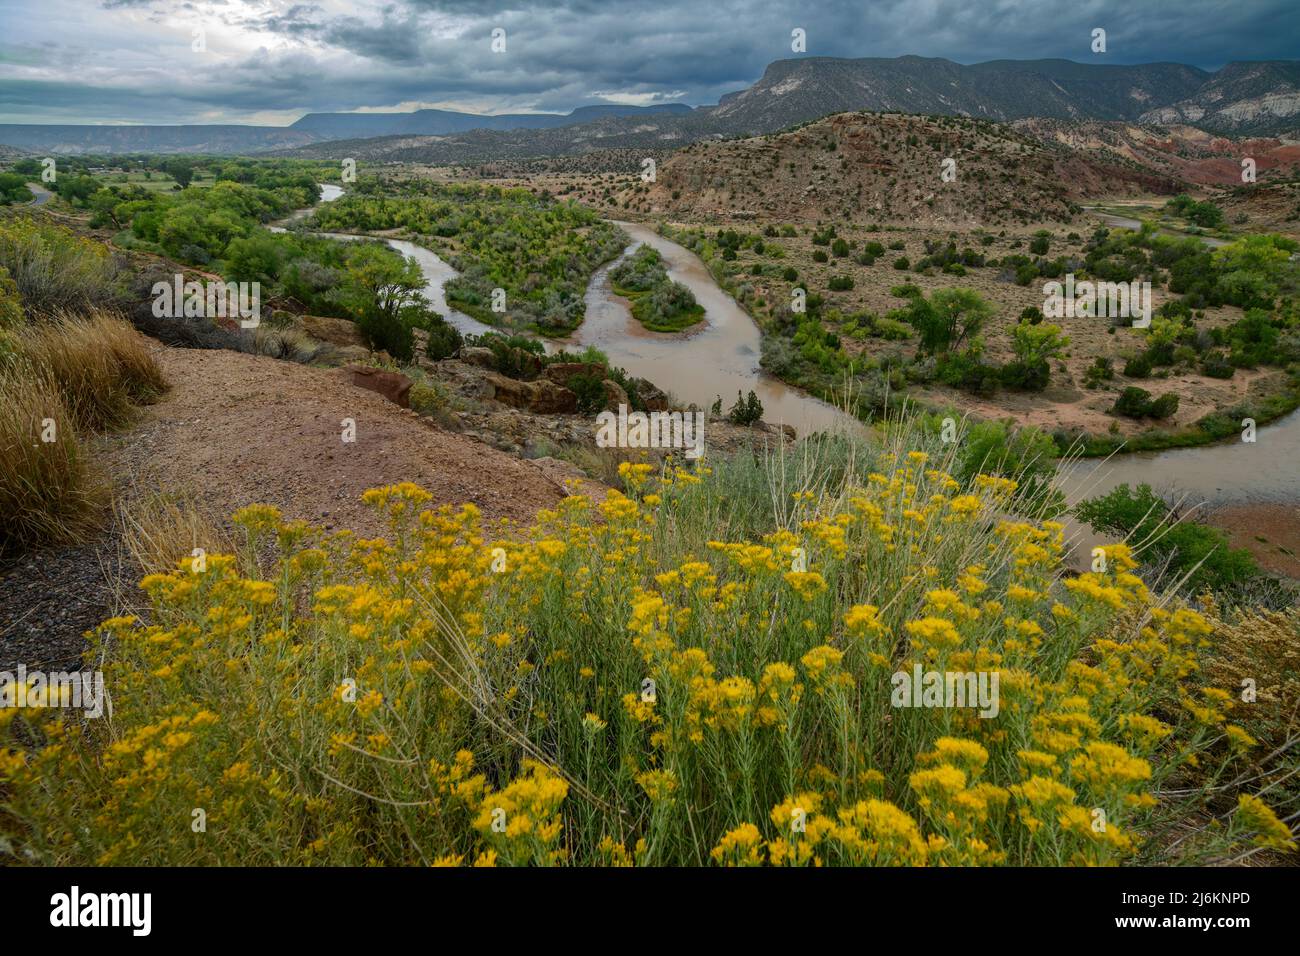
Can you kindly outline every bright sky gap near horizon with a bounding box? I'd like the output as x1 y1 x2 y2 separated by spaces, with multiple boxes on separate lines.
0 0 1297 126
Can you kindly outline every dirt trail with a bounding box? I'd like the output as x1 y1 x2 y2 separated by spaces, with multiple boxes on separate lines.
103 345 570 537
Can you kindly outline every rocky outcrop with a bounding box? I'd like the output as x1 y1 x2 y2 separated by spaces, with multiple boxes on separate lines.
458 346 497 368
346 366 413 408
631 377 669 412
530 379 580 414
296 314 367 349
485 372 579 414
484 372 535 408
543 361 607 386
601 378 630 411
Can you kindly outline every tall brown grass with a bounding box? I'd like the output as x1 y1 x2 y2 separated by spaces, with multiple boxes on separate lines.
0 363 106 552
0 312 166 553
115 488 229 577
10 310 167 431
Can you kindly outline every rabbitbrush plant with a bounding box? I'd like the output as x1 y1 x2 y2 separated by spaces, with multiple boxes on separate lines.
1 418 1294 865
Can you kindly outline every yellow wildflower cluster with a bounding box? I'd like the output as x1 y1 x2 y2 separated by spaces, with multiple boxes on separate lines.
1 454 1291 868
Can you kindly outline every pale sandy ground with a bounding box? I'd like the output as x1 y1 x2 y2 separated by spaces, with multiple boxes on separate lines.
101 345 572 537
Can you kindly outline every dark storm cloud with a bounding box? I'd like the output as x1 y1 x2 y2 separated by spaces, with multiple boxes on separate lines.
3 0 1298 124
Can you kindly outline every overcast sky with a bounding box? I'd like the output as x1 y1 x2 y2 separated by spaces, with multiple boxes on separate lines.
1 0 1296 125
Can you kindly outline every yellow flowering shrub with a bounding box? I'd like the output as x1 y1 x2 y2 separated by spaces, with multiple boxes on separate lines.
0 434 1292 866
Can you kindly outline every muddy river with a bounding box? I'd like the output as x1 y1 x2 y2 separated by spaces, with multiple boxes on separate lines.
287 192 1297 549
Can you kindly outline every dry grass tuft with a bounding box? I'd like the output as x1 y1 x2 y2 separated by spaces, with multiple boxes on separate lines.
115 488 230 577
0 312 166 553
0 363 107 552
11 310 167 432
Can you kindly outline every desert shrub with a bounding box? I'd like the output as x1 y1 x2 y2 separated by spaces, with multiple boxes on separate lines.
727 389 764 426
759 336 797 377
813 250 829 263
1005 322 1067 392
936 351 1000 396
1083 357 1114 388
425 318 463 362
1148 393 1180 420
893 256 910 270
0 217 119 318
828 275 854 291
473 333 545 379
1123 355 1152 378
999 360 1050 391
248 326 326 364
1200 355 1235 379
1112 387 1153 419
872 317 913 341
3 428 1290 865
1074 483 1267 598
566 372 609 414
353 302 412 361
409 381 450 416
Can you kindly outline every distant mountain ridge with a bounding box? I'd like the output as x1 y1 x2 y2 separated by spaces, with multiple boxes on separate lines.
1136 60 1300 135
0 104 694 155
2 56 1297 156
704 56 1249 133
280 55 1300 166
0 124 318 156
288 103 691 139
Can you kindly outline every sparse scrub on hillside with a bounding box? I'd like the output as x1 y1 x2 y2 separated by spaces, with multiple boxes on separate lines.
1 420 1294 865
0 217 119 318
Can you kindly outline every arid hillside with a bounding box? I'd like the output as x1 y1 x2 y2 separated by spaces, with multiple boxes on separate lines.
1014 118 1300 186
635 112 1178 227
